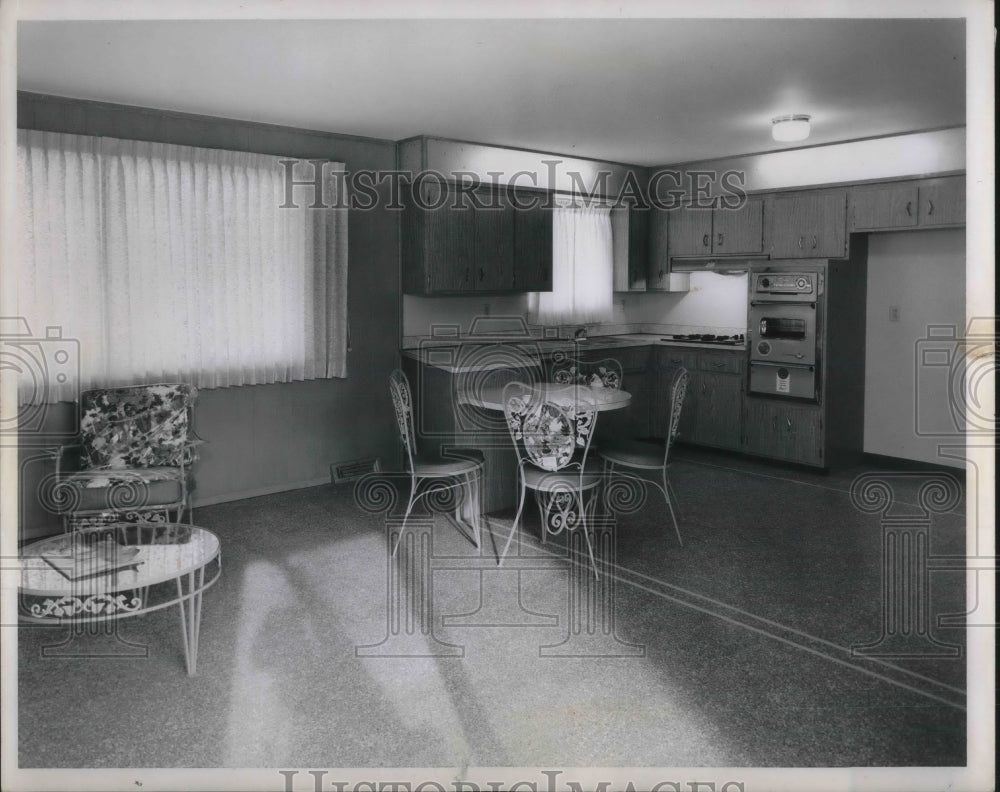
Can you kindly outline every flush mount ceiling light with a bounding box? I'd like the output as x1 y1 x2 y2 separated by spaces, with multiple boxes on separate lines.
771 114 811 142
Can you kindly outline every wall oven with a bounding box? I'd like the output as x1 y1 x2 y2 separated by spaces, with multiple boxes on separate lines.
748 271 822 399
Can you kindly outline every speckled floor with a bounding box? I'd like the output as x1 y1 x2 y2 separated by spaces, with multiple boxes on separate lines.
17 449 968 769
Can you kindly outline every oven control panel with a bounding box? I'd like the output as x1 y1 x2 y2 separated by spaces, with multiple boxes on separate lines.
753 273 815 296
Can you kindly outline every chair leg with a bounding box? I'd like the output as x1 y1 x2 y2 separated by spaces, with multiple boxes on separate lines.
536 491 548 546
391 478 419 557
662 468 682 546
665 473 681 519
499 480 527 567
466 471 482 549
577 490 599 581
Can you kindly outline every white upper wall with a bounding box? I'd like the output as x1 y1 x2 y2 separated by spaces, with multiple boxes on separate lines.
657 128 965 196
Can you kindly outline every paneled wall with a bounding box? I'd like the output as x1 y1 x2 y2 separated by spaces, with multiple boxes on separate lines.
16 92 401 540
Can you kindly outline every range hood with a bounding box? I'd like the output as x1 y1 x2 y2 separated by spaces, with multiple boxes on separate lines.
670 256 768 274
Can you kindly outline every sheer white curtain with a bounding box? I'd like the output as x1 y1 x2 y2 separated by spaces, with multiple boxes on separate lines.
528 205 613 325
16 130 348 403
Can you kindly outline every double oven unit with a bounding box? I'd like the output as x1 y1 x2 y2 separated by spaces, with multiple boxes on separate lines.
748 269 822 400
743 246 869 468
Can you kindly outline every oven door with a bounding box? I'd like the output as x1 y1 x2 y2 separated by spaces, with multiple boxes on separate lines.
748 302 818 365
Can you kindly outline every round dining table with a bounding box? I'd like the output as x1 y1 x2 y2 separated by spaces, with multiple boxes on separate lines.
459 382 632 413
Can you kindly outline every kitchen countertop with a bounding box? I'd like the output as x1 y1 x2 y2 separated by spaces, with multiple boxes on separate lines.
402 333 746 373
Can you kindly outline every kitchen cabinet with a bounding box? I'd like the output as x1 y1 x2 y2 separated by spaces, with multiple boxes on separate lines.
652 348 696 439
849 176 965 231
647 210 691 292
692 371 743 449
742 398 824 466
402 180 551 295
512 187 553 292
651 347 743 451
916 176 965 227
767 190 847 259
669 198 764 257
612 206 649 292
849 182 918 231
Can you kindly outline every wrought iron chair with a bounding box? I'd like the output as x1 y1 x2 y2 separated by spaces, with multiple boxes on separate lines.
500 381 603 578
550 352 623 390
48 383 201 529
600 367 689 545
389 368 483 556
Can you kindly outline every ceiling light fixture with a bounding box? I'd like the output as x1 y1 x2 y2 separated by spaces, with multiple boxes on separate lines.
771 114 811 142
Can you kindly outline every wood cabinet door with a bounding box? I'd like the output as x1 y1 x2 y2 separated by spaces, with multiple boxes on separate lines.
421 180 477 293
647 209 672 290
742 399 824 465
692 372 743 450
712 197 763 254
473 186 514 291
769 191 847 259
918 176 965 227
849 183 919 231
512 189 553 292
628 207 650 290
668 205 713 258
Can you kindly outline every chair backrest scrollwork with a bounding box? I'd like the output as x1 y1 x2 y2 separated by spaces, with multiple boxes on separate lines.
502 382 597 474
550 352 623 391
389 369 418 471
664 367 689 466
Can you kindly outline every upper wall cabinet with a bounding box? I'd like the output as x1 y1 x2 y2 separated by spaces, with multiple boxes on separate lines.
849 176 965 231
612 206 649 292
402 180 552 295
512 188 553 293
646 209 691 292
669 198 764 258
767 190 847 259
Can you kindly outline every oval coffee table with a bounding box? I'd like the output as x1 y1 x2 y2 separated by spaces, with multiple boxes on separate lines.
19 522 221 676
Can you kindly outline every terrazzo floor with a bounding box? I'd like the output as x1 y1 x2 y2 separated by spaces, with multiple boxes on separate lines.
15 448 971 772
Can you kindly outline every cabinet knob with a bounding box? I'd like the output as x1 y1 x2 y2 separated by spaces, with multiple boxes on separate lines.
702 234 710 247
797 236 804 249
717 233 723 246
905 200 913 217
464 266 470 283
927 199 935 216
479 267 485 281
811 235 818 249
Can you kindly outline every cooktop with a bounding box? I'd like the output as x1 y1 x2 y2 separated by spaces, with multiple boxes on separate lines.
663 334 745 346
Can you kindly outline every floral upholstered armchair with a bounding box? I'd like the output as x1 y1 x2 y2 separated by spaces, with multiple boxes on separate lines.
48 383 202 529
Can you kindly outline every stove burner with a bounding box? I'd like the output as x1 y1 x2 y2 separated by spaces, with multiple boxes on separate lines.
665 333 745 345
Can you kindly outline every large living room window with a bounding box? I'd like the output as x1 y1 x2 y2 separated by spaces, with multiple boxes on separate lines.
16 130 349 404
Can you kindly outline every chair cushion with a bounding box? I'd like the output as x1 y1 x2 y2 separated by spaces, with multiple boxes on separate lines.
522 466 602 492
59 468 185 512
79 383 198 469
411 452 482 478
600 439 666 470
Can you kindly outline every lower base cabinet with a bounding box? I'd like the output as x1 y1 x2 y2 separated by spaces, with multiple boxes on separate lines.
690 371 743 449
742 398 824 466
654 347 743 452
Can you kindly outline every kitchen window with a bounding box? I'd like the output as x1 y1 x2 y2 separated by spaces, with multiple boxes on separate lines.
527 204 613 324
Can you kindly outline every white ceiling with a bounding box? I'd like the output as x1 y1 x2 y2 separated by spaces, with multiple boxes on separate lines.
17 17 966 166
